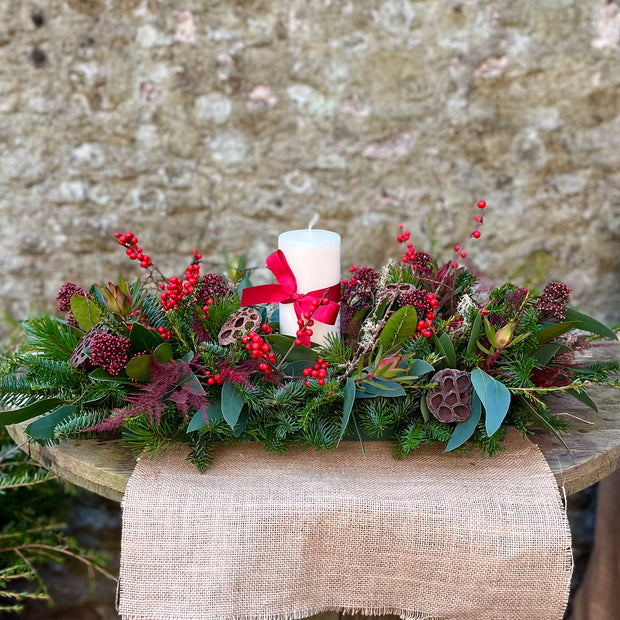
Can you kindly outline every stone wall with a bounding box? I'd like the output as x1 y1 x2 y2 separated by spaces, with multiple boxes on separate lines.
1 0 619 339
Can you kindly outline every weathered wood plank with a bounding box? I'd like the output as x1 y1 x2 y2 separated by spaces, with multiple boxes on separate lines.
7 343 619 501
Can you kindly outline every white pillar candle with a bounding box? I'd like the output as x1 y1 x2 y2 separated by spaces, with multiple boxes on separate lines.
278 229 341 346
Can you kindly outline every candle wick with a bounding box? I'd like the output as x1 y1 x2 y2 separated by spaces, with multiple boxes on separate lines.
308 213 319 232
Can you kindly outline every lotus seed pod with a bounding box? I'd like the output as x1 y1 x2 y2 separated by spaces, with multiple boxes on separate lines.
218 307 262 346
425 368 472 423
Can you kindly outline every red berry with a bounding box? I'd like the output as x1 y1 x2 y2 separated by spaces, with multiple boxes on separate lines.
477 200 486 209
472 230 481 238
460 251 467 258
454 245 461 252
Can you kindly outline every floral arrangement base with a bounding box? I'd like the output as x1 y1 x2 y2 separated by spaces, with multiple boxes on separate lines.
118 429 571 620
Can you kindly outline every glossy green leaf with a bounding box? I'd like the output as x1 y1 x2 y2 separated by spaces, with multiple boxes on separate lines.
266 334 319 362
446 392 482 452
89 368 133 384
129 322 165 353
436 333 456 368
284 360 314 378
26 405 77 440
566 389 598 413
378 306 418 351
564 308 618 341
339 378 356 441
466 312 482 356
125 354 152 382
536 321 577 344
70 294 101 331
470 368 511 437
153 342 173 363
521 397 570 453
221 382 245 429
0 398 64 427
532 343 569 366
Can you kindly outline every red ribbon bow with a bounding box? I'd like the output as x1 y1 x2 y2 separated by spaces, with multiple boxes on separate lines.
241 250 341 346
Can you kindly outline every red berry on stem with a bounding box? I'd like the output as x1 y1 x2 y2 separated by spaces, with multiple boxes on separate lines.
477 200 486 209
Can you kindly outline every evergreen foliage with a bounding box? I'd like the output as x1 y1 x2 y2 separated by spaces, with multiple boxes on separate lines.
1 219 618 471
0 429 113 615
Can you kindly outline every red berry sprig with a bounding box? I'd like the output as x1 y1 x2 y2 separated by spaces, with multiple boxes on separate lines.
450 200 486 268
204 370 224 386
302 358 330 387
294 297 329 346
416 293 439 338
160 250 202 311
115 231 153 268
242 331 276 377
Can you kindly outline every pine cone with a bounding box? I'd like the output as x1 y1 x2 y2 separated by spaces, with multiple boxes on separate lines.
425 368 472 423
69 323 111 369
218 308 262 346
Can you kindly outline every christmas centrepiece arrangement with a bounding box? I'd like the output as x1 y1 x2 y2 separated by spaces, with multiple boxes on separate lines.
1 202 618 471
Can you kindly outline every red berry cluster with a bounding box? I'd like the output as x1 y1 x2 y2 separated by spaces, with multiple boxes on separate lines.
89 333 132 376
160 251 202 312
204 370 224 386
242 330 276 376
416 292 439 338
302 358 330 386
397 224 410 244
294 299 330 346
115 232 153 268
156 326 173 340
451 201 486 268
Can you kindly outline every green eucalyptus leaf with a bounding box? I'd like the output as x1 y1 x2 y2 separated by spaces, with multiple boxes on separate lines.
26 405 77 440
0 398 64 427
470 368 511 437
234 408 250 437
125 354 152 382
206 399 223 422
564 308 618 341
187 407 209 432
357 377 406 398
409 359 434 377
377 306 418 351
221 382 245 429
445 392 482 452
339 377 356 442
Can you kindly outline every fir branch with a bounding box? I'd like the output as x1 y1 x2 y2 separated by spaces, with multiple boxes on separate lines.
22 315 81 361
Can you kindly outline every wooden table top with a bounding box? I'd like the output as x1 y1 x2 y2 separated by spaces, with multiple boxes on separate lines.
7 343 619 503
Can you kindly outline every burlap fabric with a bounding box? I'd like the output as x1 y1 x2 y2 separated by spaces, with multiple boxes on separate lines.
118 429 572 620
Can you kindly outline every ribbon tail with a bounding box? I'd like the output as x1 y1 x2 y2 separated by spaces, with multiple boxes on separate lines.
241 283 291 306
